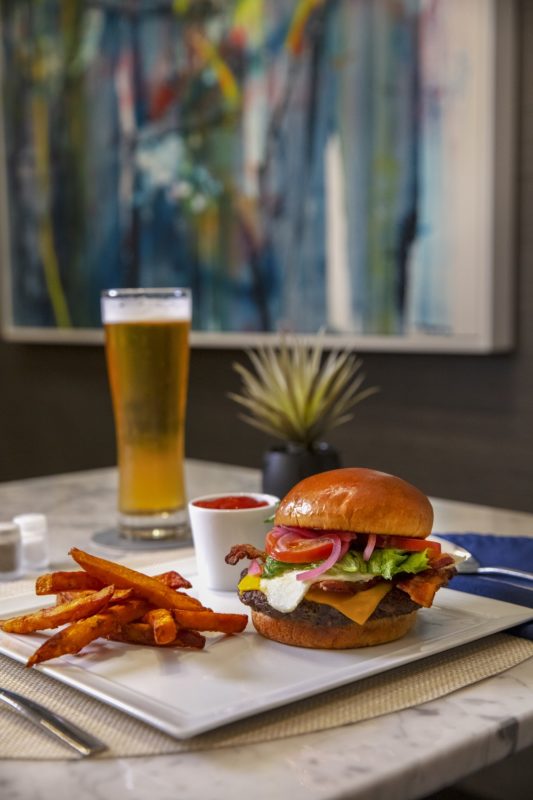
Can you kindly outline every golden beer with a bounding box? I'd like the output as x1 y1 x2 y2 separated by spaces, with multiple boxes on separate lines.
102 289 191 539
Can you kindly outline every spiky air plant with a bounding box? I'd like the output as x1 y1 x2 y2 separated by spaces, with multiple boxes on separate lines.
230 334 378 449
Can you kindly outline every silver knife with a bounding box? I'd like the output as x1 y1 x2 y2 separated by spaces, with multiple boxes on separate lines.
0 687 107 757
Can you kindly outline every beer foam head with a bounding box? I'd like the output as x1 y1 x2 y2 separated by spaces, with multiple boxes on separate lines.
101 289 191 323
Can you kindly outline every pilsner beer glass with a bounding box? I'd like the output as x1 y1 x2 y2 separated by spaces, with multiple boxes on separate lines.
101 288 191 540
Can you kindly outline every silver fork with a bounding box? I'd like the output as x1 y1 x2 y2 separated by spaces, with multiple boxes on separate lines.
0 687 107 757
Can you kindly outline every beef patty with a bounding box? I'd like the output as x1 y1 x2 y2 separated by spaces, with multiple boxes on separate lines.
239 585 421 628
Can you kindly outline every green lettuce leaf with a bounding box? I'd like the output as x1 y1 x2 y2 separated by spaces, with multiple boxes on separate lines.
262 555 317 579
262 548 430 581
329 549 429 580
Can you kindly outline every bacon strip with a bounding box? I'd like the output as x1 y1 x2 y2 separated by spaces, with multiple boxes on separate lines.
428 554 455 571
155 570 192 590
396 567 455 608
225 544 266 565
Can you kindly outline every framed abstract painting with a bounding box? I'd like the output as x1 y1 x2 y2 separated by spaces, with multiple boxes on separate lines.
0 0 517 351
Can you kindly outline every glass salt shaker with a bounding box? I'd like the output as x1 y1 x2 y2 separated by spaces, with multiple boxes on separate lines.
0 522 22 580
13 513 50 572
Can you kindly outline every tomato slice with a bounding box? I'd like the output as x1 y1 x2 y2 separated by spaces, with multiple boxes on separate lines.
375 535 441 554
265 531 334 563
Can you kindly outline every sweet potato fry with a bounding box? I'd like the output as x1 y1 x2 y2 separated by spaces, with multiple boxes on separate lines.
142 608 177 645
55 590 93 604
69 548 202 611
26 598 149 667
109 622 159 646
1 586 115 634
174 628 206 649
36 571 104 595
110 623 205 649
56 588 133 605
172 609 248 634
53 572 190 596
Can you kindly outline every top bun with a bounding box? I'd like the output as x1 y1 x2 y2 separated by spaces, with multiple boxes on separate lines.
275 468 433 539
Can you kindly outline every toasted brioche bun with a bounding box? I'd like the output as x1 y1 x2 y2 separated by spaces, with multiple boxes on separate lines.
275 467 433 539
251 609 417 649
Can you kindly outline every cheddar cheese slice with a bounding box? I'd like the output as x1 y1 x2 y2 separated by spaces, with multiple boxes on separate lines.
238 574 262 592
305 582 392 625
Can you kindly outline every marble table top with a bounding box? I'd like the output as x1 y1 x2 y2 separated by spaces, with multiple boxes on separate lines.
1 460 533 800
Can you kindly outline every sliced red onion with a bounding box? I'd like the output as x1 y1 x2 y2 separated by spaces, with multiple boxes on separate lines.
363 533 377 561
270 525 318 540
275 524 357 541
331 540 350 568
268 526 283 539
248 559 261 576
296 534 343 582
273 525 317 539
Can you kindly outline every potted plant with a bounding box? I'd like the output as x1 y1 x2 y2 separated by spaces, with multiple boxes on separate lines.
230 334 378 498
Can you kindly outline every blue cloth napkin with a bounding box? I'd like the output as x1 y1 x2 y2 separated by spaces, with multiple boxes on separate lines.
435 533 533 641
437 533 533 640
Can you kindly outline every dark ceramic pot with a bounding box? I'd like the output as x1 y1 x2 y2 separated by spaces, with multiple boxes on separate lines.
261 442 341 500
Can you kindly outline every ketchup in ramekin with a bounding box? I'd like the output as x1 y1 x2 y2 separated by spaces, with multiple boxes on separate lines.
192 495 269 510
188 492 279 590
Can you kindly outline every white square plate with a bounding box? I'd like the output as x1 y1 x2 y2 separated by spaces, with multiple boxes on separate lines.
0 556 531 739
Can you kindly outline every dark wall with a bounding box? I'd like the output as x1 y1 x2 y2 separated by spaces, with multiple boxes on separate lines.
1 2 532 511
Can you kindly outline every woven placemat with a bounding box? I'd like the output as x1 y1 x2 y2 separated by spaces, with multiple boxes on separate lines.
1 633 532 760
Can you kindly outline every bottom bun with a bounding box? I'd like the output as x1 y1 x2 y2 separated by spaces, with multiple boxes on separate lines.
251 609 417 649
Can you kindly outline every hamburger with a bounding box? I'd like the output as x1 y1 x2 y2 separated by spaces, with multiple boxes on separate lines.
225 468 456 649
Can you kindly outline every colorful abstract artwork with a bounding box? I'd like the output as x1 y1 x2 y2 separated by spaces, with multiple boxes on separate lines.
0 0 515 350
